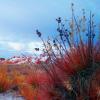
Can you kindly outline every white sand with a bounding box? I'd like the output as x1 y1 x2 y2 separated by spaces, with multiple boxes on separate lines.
0 92 24 100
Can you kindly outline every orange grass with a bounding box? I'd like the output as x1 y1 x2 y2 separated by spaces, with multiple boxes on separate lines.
0 65 12 93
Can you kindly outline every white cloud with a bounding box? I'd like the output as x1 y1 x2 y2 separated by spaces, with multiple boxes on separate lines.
28 42 42 50
26 42 43 55
7 42 25 51
0 40 43 56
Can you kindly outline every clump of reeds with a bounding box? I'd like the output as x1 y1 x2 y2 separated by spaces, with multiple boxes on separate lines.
34 3 100 100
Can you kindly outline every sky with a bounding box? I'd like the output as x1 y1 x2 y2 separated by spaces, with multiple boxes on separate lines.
0 0 100 58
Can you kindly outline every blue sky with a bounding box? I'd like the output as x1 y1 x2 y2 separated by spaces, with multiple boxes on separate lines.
0 0 100 58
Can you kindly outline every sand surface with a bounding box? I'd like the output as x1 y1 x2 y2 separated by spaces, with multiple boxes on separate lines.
0 92 24 100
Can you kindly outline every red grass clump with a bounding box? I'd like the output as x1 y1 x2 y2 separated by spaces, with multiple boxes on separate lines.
19 71 52 100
